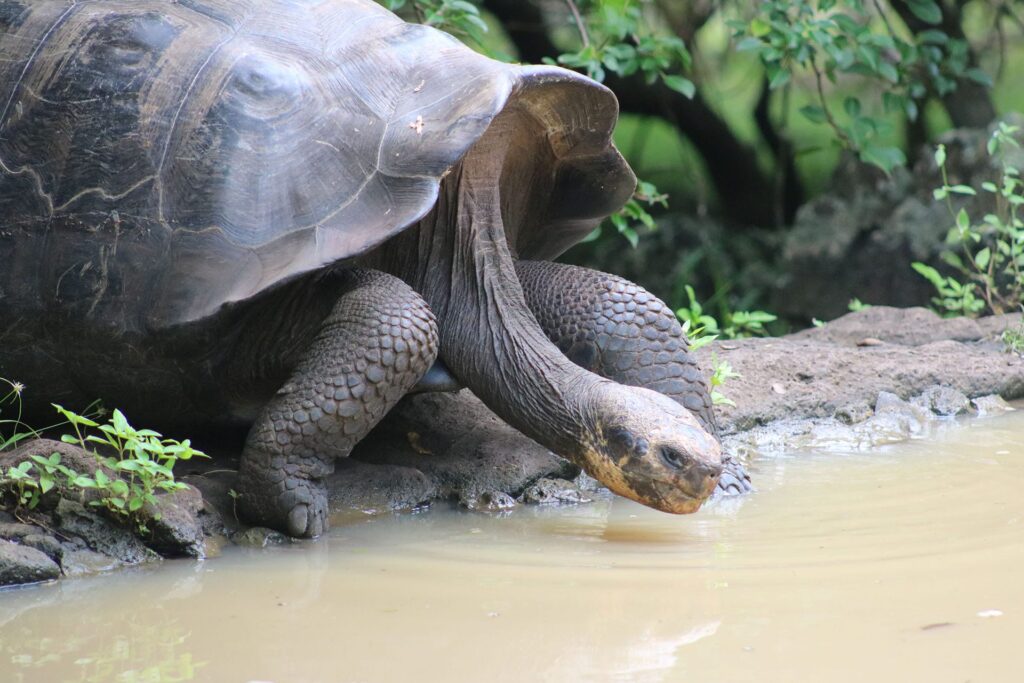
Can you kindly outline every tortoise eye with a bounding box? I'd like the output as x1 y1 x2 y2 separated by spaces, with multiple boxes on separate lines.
660 447 686 470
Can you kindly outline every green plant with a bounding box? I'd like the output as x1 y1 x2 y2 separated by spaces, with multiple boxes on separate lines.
676 285 777 344
709 354 741 407
913 122 1024 317
3 452 81 510
1002 314 1024 354
54 405 206 526
847 297 871 312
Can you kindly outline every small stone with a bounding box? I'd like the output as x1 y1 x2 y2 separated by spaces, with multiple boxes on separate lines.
231 527 289 548
60 548 121 576
0 539 61 586
836 401 873 425
971 395 1013 415
911 386 970 417
771 383 786 395
977 609 1003 618
0 522 43 540
857 337 884 346
520 478 592 505
21 533 64 562
459 490 517 512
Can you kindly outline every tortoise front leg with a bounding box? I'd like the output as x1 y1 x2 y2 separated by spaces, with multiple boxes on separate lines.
515 261 751 495
237 269 439 537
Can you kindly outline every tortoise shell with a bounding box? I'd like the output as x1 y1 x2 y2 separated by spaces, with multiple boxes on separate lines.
0 0 634 328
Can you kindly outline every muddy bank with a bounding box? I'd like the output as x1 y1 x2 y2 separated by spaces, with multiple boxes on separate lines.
2 306 1021 587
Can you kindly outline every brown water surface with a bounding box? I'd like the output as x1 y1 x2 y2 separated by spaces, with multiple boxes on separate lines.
1 410 1022 683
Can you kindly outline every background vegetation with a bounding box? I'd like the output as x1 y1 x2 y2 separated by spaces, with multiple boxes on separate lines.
382 0 1024 331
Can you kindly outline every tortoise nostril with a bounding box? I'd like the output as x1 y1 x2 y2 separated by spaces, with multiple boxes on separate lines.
684 459 721 492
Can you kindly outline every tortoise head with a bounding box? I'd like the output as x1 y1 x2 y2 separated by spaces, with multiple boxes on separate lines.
579 384 722 513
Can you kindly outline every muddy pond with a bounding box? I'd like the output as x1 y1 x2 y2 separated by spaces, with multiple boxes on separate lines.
1 409 1022 683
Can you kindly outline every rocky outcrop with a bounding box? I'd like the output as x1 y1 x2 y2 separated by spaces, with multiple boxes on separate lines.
0 441 221 587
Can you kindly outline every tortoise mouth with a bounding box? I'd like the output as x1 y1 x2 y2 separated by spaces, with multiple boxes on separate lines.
579 448 720 514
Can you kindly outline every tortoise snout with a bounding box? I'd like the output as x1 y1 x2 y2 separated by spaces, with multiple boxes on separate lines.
683 458 722 499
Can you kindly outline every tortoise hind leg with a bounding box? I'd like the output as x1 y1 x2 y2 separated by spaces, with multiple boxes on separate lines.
515 260 752 495
237 269 439 537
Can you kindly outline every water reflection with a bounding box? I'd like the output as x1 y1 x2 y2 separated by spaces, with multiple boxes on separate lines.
0 409 1021 683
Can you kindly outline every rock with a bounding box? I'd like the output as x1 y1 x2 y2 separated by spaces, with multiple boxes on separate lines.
0 540 60 586
182 472 240 534
459 490 517 512
912 386 970 416
231 527 289 548
350 391 579 505
793 307 984 347
54 499 158 565
971 394 1014 415
140 485 207 559
697 312 1024 436
20 534 64 563
0 510 14 523
875 392 932 433
836 400 874 425
0 522 43 540
60 548 121 576
520 478 592 505
327 459 437 513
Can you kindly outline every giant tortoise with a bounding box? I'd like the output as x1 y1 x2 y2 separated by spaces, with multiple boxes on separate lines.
0 0 725 537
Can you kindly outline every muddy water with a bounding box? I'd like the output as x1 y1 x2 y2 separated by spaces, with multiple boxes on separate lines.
2 410 1023 683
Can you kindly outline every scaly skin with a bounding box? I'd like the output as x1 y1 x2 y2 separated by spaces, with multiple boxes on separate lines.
516 261 717 434
516 261 752 495
237 270 438 537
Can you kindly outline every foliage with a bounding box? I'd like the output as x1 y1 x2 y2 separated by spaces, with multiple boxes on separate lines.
0 384 205 532
1002 315 1024 353
730 0 993 174
545 0 694 96
709 354 741 407
3 452 79 511
913 122 1024 316
847 297 871 312
379 0 489 44
54 405 206 527
676 284 777 345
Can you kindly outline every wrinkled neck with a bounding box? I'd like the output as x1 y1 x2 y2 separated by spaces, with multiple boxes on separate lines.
379 122 605 460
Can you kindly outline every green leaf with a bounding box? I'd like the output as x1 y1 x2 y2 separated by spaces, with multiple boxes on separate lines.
768 69 791 90
861 146 906 174
749 17 771 37
912 262 944 287
843 97 861 118
948 184 977 196
956 208 971 231
799 104 828 124
111 409 130 435
905 0 942 24
129 497 144 512
735 37 764 52
964 68 992 88
661 74 695 98
39 473 54 494
877 62 899 84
